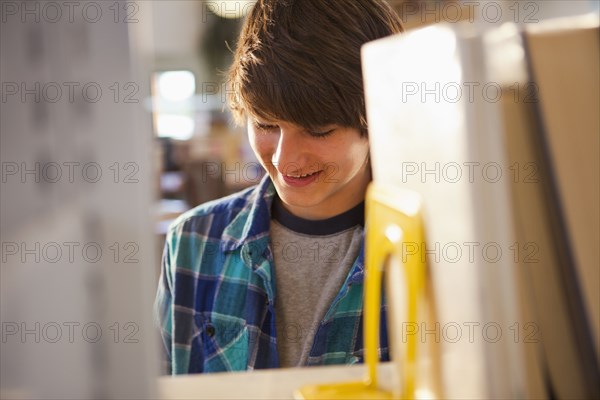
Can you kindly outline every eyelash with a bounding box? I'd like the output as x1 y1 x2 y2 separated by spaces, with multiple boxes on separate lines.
309 129 335 138
254 123 335 138
254 123 278 131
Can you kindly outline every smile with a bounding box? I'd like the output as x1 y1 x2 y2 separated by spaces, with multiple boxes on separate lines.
286 171 319 178
280 170 322 187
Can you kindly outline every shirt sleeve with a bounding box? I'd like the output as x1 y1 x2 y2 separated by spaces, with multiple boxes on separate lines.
154 227 175 375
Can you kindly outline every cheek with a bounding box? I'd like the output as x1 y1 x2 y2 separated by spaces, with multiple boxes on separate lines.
249 131 275 162
341 138 369 164
307 136 368 171
351 138 369 155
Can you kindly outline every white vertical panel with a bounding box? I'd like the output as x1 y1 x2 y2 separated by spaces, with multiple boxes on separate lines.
1 1 158 398
362 22 532 399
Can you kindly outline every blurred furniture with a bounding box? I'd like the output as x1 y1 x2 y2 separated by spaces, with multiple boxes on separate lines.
183 158 226 207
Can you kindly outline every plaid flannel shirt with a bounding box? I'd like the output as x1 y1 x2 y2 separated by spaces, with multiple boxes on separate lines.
154 176 389 374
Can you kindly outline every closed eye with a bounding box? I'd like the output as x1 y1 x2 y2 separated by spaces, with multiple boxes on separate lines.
253 121 336 138
307 128 335 138
254 122 279 131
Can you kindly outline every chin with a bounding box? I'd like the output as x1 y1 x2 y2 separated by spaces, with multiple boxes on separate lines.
279 192 323 209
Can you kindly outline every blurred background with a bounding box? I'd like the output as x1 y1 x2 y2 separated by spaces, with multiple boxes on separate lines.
126 0 600 268
1 1 598 399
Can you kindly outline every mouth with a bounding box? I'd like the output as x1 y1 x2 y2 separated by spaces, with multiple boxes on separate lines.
280 170 322 187
286 171 319 178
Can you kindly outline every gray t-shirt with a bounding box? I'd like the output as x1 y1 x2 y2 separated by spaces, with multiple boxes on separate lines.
270 198 364 367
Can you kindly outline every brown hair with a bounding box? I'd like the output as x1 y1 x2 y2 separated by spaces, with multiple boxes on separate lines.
227 0 404 136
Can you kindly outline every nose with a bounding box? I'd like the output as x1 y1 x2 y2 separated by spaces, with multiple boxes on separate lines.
271 126 313 175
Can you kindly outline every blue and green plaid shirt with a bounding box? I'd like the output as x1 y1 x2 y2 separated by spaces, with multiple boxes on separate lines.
154 176 389 374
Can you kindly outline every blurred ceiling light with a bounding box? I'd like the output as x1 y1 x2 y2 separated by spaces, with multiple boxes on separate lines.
206 0 256 19
156 114 195 141
157 70 196 102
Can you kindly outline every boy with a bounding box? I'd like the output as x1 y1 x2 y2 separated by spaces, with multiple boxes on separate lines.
155 0 404 374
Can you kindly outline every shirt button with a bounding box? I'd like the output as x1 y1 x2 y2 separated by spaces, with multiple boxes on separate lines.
206 325 215 337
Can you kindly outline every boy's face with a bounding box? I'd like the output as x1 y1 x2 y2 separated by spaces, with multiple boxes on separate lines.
248 118 370 220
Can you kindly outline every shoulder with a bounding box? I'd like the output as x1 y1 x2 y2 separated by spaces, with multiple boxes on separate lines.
168 185 257 238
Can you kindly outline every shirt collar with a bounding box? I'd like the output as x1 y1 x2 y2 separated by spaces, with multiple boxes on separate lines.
220 174 276 252
348 241 366 284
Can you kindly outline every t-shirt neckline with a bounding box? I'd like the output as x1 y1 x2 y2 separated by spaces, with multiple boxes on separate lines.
271 196 364 236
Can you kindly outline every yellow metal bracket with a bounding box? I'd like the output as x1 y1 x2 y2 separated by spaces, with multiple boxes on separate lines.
295 183 430 400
